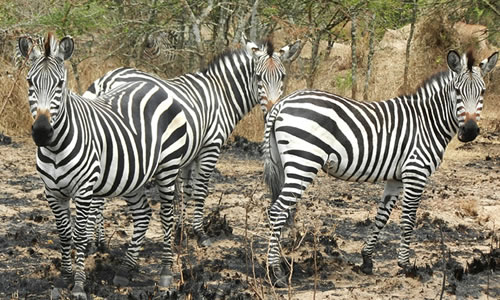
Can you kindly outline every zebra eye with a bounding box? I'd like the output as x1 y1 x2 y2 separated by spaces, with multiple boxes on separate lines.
57 80 64 88
256 74 262 81
27 78 33 86
480 90 485 96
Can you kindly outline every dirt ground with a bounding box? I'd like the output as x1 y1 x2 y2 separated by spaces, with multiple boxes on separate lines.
0 122 499 300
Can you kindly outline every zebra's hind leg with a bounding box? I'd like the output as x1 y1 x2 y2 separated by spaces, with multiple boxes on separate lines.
360 180 403 274
112 188 152 286
188 155 219 247
85 197 107 254
267 168 318 288
157 178 178 287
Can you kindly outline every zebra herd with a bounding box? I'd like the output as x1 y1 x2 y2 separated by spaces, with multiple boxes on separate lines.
16 32 497 298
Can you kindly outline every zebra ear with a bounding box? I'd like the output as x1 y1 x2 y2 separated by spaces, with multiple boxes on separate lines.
58 36 74 61
479 51 498 76
279 40 301 62
447 50 462 73
240 33 249 45
18 36 41 61
243 38 259 55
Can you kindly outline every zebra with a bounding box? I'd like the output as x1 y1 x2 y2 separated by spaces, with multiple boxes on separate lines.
83 37 301 250
18 33 189 299
143 30 179 63
262 50 498 286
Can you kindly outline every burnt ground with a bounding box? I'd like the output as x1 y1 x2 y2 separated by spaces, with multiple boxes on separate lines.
0 131 499 300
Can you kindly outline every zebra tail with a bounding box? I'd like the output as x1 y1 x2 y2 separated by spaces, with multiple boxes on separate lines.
262 103 284 204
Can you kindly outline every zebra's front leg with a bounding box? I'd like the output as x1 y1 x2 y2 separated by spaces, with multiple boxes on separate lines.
360 180 403 274
397 184 424 272
157 180 177 287
46 193 73 285
113 188 152 286
71 192 95 300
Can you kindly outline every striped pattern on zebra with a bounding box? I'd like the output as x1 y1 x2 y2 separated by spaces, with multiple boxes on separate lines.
262 50 498 286
83 37 300 247
143 30 179 63
18 33 188 299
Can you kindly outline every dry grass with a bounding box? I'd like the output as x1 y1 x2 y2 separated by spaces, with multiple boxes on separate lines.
459 199 479 217
0 57 32 136
231 106 266 143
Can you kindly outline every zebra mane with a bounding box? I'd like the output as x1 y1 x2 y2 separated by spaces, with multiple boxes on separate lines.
466 50 475 71
201 39 274 74
202 47 245 74
410 70 454 99
264 39 274 57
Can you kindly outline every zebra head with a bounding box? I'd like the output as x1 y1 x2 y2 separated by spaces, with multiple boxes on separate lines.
243 36 301 115
447 50 498 142
18 33 74 147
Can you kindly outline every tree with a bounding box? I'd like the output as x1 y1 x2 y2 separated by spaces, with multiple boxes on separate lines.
403 0 418 93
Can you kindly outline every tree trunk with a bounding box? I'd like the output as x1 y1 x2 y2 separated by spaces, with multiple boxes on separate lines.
306 33 322 89
363 12 376 101
249 0 260 41
181 0 214 69
215 5 227 49
232 0 258 45
283 41 304 95
351 11 358 99
70 60 82 95
403 0 418 92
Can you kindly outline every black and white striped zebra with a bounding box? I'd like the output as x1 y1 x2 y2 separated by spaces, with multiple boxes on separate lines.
83 37 300 247
143 30 179 63
262 50 498 286
18 33 188 299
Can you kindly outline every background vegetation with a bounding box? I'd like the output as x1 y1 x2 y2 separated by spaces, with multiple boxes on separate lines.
0 0 499 140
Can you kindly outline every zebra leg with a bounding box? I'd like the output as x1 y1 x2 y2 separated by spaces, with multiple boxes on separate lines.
46 193 73 284
72 191 95 300
189 154 220 247
113 188 152 286
397 180 425 272
360 180 403 274
268 168 318 287
157 180 177 287
85 197 107 254
94 201 108 252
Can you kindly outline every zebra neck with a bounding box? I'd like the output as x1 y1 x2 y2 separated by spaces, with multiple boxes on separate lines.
205 53 259 126
46 93 86 152
412 78 459 150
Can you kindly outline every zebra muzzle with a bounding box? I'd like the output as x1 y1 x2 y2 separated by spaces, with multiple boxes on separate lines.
32 114 54 146
458 119 479 143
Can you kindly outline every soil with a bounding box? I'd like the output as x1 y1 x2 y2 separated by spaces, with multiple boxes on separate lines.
0 128 499 300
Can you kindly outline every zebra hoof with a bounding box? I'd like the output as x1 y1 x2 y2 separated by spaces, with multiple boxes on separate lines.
197 235 212 247
61 271 73 286
113 273 130 287
397 261 411 273
97 242 109 253
360 255 373 275
159 267 174 287
71 283 87 300
272 266 288 288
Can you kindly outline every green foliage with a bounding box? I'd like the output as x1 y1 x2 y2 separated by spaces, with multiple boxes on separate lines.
38 1 112 37
334 70 353 92
0 2 20 27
